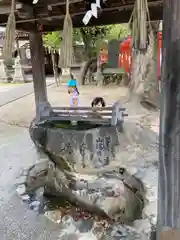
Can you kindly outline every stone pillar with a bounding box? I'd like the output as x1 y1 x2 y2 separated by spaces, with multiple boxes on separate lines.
13 56 26 83
0 59 7 82
29 28 51 121
158 0 180 239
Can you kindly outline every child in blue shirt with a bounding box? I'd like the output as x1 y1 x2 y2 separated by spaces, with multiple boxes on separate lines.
67 74 80 107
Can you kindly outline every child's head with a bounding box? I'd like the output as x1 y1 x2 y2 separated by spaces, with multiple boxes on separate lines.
91 97 106 108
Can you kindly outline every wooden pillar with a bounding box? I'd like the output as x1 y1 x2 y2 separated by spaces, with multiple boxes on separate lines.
158 1 180 239
29 28 51 121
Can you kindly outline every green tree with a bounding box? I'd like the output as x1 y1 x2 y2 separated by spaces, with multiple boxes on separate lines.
43 24 130 86
43 29 83 49
107 24 130 40
75 26 111 59
43 24 130 51
43 26 111 59
43 32 62 86
43 24 130 64
43 31 61 50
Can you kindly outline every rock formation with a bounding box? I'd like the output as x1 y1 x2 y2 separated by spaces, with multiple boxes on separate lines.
29 120 144 223
25 112 159 239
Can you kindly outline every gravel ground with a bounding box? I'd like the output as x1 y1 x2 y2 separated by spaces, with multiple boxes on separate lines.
0 123 61 240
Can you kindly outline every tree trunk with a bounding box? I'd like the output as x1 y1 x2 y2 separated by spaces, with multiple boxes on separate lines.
96 54 103 86
50 50 59 86
157 0 180 239
79 58 97 85
130 23 160 110
80 28 93 60
84 41 92 60
29 30 51 121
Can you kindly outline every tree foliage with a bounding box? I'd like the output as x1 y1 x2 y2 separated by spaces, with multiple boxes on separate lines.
107 24 130 40
79 26 111 46
43 24 130 56
43 31 61 50
79 26 112 58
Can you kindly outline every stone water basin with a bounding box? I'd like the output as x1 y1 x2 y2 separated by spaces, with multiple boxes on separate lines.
19 119 153 239
29 119 123 169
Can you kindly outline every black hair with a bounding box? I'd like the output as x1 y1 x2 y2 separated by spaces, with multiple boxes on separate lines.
70 74 74 79
91 97 106 108
74 87 79 95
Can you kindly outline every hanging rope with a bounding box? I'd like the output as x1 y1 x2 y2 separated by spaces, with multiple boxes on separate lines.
129 0 151 50
128 0 160 110
59 0 74 69
3 0 16 62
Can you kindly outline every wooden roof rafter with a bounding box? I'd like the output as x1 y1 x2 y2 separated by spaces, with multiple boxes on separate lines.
0 0 163 32
0 30 29 40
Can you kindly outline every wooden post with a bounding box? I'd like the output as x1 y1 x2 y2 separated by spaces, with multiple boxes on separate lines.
29 27 51 121
50 49 59 86
111 101 120 126
158 0 180 239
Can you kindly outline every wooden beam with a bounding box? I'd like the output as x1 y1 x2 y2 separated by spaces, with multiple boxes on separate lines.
36 0 83 7
29 26 49 120
17 23 38 32
158 0 180 239
1 3 162 32
0 5 11 14
0 1 162 31
0 3 32 14
36 0 163 20
0 0 162 26
37 6 162 32
16 3 34 19
49 0 84 7
29 28 47 103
